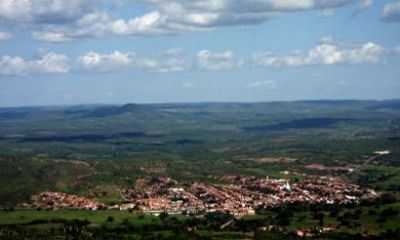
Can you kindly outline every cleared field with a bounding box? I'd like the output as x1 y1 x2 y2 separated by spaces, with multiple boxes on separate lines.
0 210 158 225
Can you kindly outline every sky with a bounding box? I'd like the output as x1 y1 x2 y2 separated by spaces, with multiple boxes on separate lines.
0 0 399 107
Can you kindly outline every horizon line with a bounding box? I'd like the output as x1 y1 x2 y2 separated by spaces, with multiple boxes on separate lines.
1 98 399 109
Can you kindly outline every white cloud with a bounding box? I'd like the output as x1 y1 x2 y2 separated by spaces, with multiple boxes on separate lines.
13 0 367 42
254 41 385 67
33 31 72 43
132 56 187 73
78 49 188 73
109 11 171 35
77 42 390 74
0 1 113 42
0 32 12 40
360 0 373 8
382 1 400 22
32 52 69 73
152 49 188 72
2 41 392 78
31 12 112 42
196 50 242 71
78 49 242 73
78 51 133 72
0 0 93 24
137 0 363 30
32 11 177 42
0 52 69 76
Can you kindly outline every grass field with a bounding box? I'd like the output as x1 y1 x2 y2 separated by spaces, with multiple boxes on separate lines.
0 210 159 225
1 202 399 239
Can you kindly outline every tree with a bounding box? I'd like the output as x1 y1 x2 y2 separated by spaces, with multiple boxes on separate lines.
379 193 397 205
378 208 399 223
159 212 169 222
106 216 114 223
313 212 325 226
275 208 293 227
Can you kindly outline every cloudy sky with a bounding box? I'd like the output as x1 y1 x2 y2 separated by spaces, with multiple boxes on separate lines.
0 0 399 107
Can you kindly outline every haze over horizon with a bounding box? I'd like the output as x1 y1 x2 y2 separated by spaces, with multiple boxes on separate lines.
2 98 400 109
1 0 400 107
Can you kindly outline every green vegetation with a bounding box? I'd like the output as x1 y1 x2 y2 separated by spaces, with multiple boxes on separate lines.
0 100 400 239
0 210 159 225
1 201 400 239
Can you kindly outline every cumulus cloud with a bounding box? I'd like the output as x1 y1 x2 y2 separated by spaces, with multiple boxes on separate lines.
382 1 400 22
31 11 178 42
78 49 242 73
109 11 172 35
351 0 373 16
196 50 242 71
0 0 94 24
137 0 362 30
78 49 187 73
360 0 373 8
77 42 391 74
143 0 359 13
0 0 366 42
0 32 12 40
33 31 72 43
0 0 111 42
78 51 132 72
2 40 393 78
0 52 69 76
128 48 187 73
31 12 113 43
253 41 385 67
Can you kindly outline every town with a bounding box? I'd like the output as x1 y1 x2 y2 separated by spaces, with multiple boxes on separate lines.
27 175 379 217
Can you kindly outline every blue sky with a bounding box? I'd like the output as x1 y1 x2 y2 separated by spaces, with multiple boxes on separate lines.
0 0 399 107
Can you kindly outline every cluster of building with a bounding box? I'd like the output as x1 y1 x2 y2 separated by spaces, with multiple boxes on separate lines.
120 175 378 217
25 176 377 216
294 226 336 238
29 192 106 210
